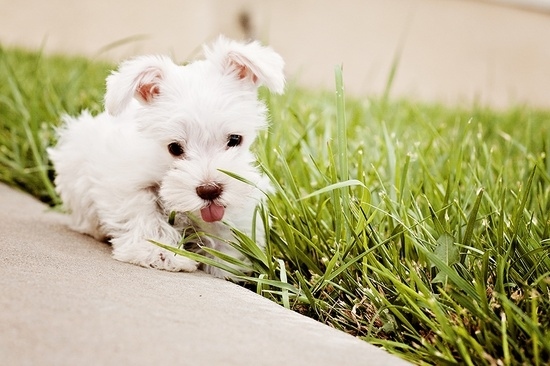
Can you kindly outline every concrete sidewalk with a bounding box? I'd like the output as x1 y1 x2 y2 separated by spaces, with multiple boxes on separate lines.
0 183 409 366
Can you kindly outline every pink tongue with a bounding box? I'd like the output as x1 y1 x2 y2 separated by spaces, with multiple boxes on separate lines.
200 204 225 223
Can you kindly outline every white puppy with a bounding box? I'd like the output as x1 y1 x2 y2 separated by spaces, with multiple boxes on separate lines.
48 36 285 278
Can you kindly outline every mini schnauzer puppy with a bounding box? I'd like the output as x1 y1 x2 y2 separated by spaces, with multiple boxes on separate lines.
48 36 285 278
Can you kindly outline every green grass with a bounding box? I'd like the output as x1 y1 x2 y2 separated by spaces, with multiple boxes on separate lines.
2 46 550 365
0 46 110 203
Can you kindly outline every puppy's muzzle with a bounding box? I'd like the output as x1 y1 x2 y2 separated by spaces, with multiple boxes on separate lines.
196 183 225 223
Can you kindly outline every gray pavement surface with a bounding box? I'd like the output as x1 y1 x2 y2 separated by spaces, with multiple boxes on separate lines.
0 183 409 365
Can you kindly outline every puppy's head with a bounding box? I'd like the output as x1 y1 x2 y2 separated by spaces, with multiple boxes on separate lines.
104 36 285 223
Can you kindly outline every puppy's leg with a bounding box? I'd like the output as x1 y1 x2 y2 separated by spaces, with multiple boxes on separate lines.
112 233 198 272
200 218 264 280
200 235 248 280
111 229 198 272
103 190 198 272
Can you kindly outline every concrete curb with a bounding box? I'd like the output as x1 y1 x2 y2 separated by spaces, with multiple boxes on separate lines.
0 184 409 365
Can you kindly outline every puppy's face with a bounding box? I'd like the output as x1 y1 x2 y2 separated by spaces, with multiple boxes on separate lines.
104 37 285 223
151 65 268 223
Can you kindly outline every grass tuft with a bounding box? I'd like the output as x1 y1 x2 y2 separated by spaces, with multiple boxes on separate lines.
2 47 550 365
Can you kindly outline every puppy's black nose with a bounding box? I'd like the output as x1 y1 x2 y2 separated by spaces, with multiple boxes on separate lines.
196 183 223 201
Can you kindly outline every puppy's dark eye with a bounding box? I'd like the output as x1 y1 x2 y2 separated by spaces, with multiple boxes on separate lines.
168 142 184 157
227 134 242 147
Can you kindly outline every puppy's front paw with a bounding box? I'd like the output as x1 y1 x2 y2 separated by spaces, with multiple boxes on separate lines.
113 245 198 272
149 248 199 272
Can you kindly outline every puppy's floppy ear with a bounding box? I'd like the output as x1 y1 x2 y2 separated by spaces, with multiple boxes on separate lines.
204 35 285 94
104 55 175 116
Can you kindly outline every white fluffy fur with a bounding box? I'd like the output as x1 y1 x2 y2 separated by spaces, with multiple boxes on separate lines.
48 36 285 278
